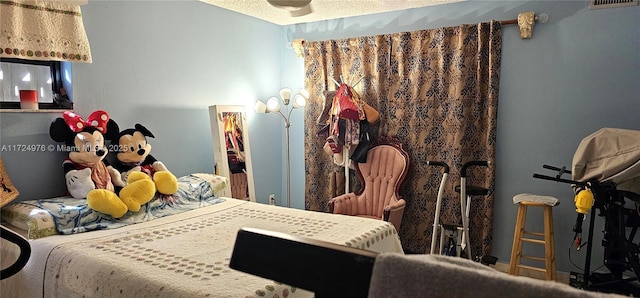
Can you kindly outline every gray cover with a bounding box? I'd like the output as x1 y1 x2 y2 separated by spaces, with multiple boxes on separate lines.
368 253 623 298
572 128 640 194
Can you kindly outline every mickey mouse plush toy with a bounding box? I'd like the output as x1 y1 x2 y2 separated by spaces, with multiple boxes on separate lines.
50 110 156 218
109 124 178 197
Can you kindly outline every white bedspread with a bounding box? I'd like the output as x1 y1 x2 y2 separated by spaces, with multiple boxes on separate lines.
1 199 403 297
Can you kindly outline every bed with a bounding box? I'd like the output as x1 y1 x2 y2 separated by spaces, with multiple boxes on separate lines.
0 174 403 297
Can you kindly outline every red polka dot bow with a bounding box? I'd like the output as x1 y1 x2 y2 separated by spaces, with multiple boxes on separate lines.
63 110 110 133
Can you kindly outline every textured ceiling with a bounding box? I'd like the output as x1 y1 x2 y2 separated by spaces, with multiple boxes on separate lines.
200 0 462 25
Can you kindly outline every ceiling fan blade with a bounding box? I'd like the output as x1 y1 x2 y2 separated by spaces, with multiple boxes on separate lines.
289 3 313 17
267 0 311 10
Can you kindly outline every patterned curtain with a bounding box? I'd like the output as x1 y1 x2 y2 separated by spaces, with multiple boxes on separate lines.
303 22 502 257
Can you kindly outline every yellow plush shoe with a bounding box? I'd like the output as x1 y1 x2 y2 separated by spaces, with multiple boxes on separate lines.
87 189 128 218
120 174 156 212
154 171 178 195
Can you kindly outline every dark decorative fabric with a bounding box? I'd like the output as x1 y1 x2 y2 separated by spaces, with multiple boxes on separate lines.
303 22 502 257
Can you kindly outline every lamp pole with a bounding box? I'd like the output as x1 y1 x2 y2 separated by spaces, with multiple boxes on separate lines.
284 115 292 209
256 88 307 208
271 109 293 208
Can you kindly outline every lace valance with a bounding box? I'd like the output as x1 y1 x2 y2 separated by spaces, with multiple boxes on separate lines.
0 0 92 63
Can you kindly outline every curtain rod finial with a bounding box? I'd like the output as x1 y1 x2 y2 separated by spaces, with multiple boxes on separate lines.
517 11 536 39
516 11 548 39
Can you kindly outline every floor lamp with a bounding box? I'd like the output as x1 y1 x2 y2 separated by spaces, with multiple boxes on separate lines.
255 88 308 208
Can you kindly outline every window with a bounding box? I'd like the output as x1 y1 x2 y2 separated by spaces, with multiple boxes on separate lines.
0 58 72 109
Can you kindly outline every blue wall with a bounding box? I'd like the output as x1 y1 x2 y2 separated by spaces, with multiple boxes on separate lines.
1 1 287 205
282 0 640 273
1 0 638 274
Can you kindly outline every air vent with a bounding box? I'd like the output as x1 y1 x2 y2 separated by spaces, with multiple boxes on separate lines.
590 0 638 9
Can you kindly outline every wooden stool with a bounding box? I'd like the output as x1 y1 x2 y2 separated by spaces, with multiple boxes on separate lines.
509 194 559 281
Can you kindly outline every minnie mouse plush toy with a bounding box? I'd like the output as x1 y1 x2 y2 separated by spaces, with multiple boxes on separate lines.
49 110 156 218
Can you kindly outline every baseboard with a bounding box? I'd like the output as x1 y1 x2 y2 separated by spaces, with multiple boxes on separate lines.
492 262 570 285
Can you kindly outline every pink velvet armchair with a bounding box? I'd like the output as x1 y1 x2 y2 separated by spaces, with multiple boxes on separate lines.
328 136 410 231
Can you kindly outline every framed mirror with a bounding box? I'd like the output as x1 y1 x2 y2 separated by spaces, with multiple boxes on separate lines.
209 105 255 201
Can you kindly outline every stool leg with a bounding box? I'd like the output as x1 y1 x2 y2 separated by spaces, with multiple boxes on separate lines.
509 204 527 276
550 210 557 281
544 206 557 281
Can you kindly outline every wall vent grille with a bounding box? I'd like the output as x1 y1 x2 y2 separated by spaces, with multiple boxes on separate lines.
590 0 638 9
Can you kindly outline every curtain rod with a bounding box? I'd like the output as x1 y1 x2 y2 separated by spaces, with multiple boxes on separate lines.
291 11 549 57
500 19 518 25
